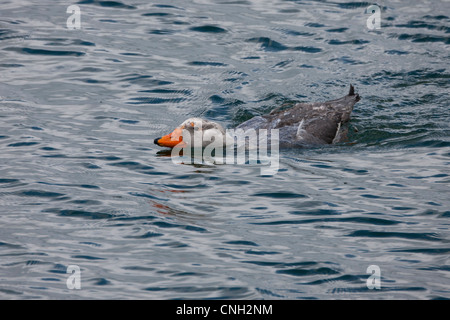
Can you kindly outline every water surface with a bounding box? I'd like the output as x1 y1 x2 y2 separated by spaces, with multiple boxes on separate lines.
0 0 449 299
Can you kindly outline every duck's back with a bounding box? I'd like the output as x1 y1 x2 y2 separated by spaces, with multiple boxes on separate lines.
236 85 360 147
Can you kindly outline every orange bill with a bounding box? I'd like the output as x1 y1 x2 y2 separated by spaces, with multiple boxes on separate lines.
154 127 186 148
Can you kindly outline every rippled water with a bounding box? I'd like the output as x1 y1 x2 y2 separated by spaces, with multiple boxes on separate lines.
1 0 449 299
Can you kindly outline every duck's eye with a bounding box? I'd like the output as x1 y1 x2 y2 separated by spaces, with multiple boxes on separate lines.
189 122 200 130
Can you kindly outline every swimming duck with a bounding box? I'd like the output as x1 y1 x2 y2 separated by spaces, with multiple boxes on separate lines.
154 85 360 149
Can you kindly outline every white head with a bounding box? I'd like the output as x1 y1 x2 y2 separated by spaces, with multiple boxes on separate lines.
154 117 226 148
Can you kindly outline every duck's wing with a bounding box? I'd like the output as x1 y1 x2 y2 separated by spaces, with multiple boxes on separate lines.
235 85 360 146
235 115 269 131
263 85 360 144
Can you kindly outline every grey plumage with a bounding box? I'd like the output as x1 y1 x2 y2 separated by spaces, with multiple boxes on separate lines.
236 85 360 148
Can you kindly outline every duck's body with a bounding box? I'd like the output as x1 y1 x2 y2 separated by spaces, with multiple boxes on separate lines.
154 85 360 149
237 85 360 147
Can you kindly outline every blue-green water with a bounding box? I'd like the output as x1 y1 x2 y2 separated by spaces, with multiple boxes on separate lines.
0 0 449 299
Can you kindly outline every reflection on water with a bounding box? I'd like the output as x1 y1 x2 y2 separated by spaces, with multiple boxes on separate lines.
0 0 449 299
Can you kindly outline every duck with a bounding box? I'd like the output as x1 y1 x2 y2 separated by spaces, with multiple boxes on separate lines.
154 84 360 149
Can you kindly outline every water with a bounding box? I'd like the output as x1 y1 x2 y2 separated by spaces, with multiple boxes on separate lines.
0 0 449 299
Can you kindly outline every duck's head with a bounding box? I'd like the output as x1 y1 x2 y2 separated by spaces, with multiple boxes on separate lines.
154 118 226 148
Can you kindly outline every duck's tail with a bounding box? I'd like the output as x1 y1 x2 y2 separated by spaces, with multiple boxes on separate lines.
348 84 361 102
